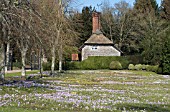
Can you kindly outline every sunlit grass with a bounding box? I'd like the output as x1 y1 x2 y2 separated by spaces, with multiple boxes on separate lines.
5 70 39 77
0 70 170 112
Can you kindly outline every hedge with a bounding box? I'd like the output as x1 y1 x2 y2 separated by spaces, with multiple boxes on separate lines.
43 56 144 70
66 56 130 70
125 55 144 64
42 62 60 71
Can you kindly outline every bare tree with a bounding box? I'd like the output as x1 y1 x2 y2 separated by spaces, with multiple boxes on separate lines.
36 0 75 74
13 1 42 77
0 0 42 78
101 0 115 41
101 1 136 53
113 1 133 49
1 0 77 79
58 19 78 72
0 0 13 79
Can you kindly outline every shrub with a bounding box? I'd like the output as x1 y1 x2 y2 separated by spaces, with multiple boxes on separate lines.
83 56 129 70
65 56 130 70
152 65 159 72
72 61 82 70
128 64 135 70
141 65 146 70
126 55 144 65
135 64 143 70
65 61 79 70
145 65 149 71
13 62 22 69
146 65 158 72
109 61 122 70
163 62 170 74
42 62 51 71
42 62 59 71
146 65 152 71
157 67 163 74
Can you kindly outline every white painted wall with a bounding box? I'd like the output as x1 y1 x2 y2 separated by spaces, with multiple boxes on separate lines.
82 45 121 60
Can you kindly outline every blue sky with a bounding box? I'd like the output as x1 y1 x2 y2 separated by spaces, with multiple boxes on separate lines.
72 0 162 11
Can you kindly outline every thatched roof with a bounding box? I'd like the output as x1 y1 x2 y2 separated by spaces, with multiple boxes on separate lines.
79 30 122 53
84 30 113 45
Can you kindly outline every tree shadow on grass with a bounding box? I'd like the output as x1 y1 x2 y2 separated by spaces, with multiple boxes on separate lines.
0 77 47 88
116 103 170 112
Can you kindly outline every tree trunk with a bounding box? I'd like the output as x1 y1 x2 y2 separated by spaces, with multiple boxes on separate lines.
109 26 113 41
41 49 47 71
58 44 63 72
118 42 123 50
0 43 6 80
5 42 10 72
21 50 26 77
42 49 47 62
39 48 43 77
51 45 56 75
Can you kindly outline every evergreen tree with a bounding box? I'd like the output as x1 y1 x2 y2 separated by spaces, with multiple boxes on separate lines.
160 0 170 20
71 6 95 46
81 6 95 42
132 0 167 64
134 0 158 14
162 28 170 74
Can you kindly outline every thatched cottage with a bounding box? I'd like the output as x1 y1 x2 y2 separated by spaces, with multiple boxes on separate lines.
80 12 121 61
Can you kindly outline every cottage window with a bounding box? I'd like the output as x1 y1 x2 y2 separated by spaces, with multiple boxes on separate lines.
92 46 97 50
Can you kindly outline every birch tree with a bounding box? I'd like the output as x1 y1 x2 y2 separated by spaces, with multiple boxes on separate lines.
36 0 73 74
38 0 64 74
0 43 5 80
12 1 41 77
57 0 77 72
0 0 13 79
57 19 78 72
0 0 42 78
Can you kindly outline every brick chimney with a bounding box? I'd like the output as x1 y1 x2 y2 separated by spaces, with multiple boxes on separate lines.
92 12 101 33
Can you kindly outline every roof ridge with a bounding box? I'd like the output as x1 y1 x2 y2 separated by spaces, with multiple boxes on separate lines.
85 33 113 44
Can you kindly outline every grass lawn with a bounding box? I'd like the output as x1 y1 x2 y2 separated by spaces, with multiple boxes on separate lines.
5 70 39 77
0 70 170 112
